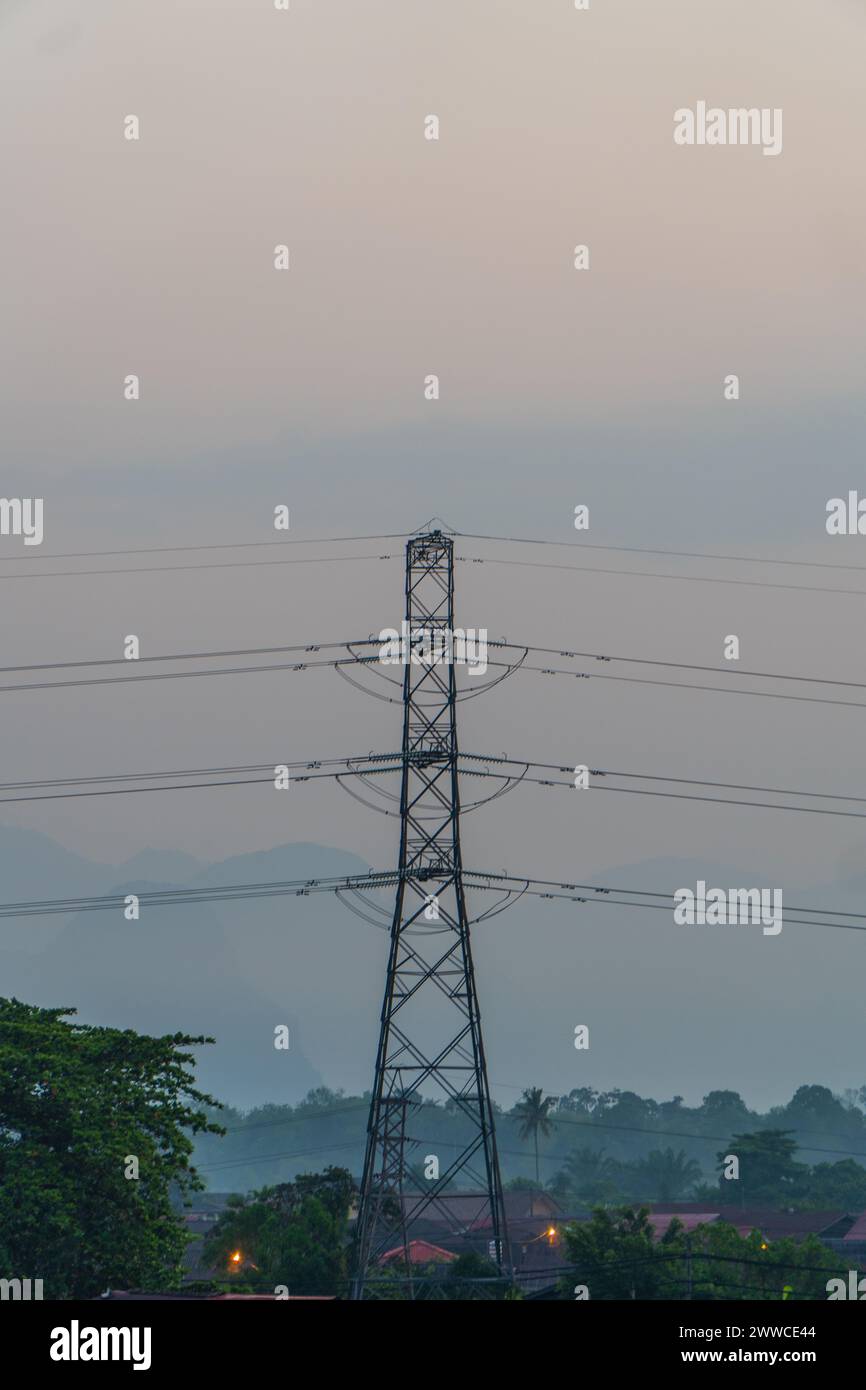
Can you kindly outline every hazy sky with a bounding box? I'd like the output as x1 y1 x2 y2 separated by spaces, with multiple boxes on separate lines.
1 0 865 1112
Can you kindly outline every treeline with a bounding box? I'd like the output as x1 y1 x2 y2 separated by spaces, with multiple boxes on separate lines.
192 1082 866 1209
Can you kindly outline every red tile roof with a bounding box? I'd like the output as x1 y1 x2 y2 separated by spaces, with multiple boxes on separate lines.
379 1239 458 1265
647 1212 719 1236
843 1213 866 1241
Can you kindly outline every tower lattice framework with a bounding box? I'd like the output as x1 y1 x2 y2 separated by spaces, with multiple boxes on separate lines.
352 529 509 1297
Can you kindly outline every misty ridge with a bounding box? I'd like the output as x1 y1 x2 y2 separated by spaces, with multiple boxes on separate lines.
2 823 866 1130
194 1081 866 1206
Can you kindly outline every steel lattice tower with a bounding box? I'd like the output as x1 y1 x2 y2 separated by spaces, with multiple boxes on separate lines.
351 529 509 1298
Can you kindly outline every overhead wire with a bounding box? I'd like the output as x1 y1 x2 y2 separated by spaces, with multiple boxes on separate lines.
459 553 866 600
0 551 399 582
2 865 866 938
454 529 866 574
0 532 409 564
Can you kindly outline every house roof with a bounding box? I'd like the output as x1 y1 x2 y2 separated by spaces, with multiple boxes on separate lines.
842 1213 866 1241
100 1291 335 1301
395 1190 561 1231
647 1212 720 1236
643 1204 855 1242
379 1239 457 1265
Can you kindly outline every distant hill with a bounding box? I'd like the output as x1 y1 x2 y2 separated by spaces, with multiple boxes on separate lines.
0 829 375 1108
2 829 866 1117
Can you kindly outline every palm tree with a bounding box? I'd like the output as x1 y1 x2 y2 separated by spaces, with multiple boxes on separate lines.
513 1087 556 1185
552 1147 622 1206
632 1147 703 1203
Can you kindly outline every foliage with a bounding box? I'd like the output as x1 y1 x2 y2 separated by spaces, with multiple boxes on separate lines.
712 1130 807 1205
0 997 222 1298
362 1252 509 1301
191 1080 866 1212
560 1205 850 1301
203 1165 355 1294
512 1087 556 1183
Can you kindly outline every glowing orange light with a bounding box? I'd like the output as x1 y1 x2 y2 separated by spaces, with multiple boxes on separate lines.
546 1226 557 1240
230 1250 242 1264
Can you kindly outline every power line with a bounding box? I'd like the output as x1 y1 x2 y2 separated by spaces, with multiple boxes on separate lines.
0 759 399 805
0 551 399 583
8 646 863 712
481 881 862 934
491 872 866 921
0 870 399 919
0 638 378 677
196 1140 364 1172
7 627 866 709
463 753 866 808
463 765 866 822
0 533 409 564
492 641 866 694
0 752 396 792
456 529 866 575
461 554 866 600
0 652 380 696
496 659 866 712
465 870 866 926
2 632 863 696
10 749 866 823
2 866 866 940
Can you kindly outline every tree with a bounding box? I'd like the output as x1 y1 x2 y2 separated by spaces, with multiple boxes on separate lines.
295 1086 345 1112
560 1205 683 1300
556 1088 599 1116
684 1222 844 1301
560 1206 848 1301
512 1087 556 1184
797 1159 866 1210
0 997 223 1298
701 1090 750 1123
715 1130 807 1205
780 1085 863 1137
442 1250 509 1300
505 1175 545 1192
550 1147 624 1206
204 1166 355 1295
630 1148 703 1203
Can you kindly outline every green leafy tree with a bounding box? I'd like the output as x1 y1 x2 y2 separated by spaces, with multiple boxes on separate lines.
684 1221 845 1301
701 1090 751 1124
561 1206 848 1301
442 1251 509 1300
797 1159 866 1210
556 1088 600 1116
716 1130 807 1205
0 997 223 1298
512 1087 556 1184
560 1205 684 1300
365 1252 509 1302
780 1085 860 1134
204 1166 355 1295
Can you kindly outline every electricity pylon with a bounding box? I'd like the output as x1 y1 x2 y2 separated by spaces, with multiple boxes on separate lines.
351 529 509 1298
